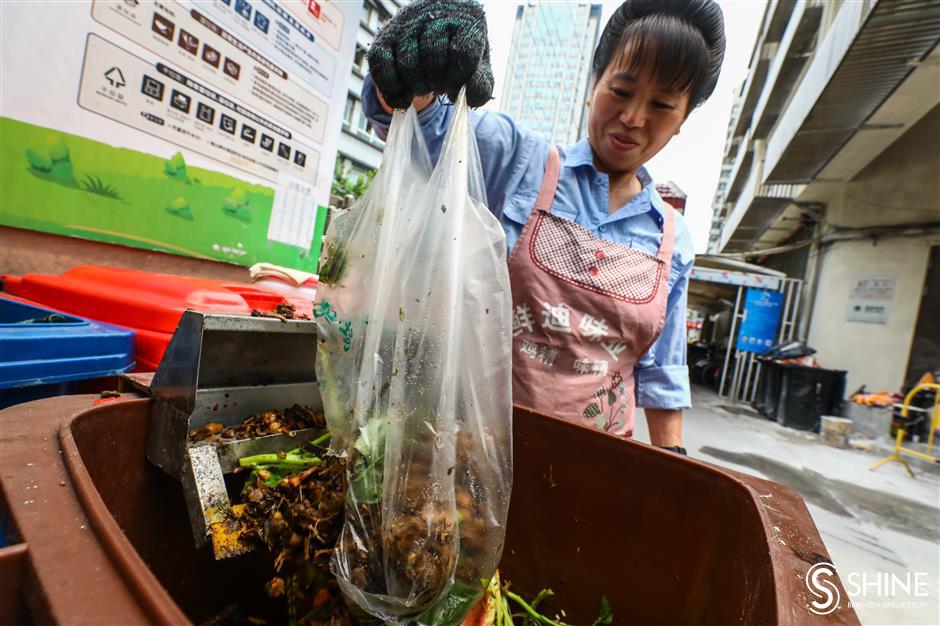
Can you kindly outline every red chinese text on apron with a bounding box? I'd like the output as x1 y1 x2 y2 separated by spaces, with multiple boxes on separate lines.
508 147 675 437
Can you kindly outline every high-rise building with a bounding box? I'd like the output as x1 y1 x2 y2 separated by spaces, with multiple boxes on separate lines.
336 0 407 185
706 100 740 253
500 2 603 146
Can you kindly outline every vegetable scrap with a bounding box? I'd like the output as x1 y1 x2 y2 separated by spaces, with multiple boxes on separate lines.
188 405 326 443
276 303 311 320
227 432 609 625
475 573 613 626
250 303 311 322
318 241 348 286
236 433 352 626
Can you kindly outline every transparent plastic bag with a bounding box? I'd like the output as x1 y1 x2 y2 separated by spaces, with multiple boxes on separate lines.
315 91 513 624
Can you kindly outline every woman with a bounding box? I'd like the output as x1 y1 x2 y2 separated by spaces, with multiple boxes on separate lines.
361 0 726 454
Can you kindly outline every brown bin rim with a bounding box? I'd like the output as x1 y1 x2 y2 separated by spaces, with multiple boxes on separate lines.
58 397 192 626
512 402 856 625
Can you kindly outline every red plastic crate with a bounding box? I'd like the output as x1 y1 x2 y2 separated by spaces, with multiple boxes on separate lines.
2 265 313 371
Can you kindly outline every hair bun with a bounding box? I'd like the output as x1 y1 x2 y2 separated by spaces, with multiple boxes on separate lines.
596 0 726 103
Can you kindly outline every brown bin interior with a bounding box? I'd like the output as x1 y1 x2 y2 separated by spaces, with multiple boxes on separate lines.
65 399 282 624
0 395 858 625
0 484 30 626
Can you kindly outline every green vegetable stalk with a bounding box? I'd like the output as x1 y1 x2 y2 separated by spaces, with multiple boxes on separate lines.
348 416 388 504
491 576 613 626
239 433 331 488
503 589 566 626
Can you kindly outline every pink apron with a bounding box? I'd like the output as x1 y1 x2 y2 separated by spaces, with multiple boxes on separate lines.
508 147 675 437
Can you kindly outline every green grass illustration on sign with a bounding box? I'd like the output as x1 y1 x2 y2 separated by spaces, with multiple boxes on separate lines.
1 116 322 271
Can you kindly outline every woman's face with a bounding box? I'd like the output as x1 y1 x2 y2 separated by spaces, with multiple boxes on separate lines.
588 61 690 176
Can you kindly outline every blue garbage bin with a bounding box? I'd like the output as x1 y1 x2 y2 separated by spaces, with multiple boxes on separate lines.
0 296 135 409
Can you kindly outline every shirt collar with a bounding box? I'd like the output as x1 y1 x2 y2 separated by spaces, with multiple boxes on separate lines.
562 138 665 222
562 137 596 169
646 183 667 226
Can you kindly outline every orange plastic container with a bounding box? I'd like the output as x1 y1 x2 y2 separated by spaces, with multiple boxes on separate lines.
1 265 313 370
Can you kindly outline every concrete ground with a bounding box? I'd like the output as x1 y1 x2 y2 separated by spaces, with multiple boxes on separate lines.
633 386 940 626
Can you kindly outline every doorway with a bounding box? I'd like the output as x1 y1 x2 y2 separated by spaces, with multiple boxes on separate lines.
905 245 940 386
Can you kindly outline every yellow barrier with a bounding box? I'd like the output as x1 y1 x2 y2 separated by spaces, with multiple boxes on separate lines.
870 383 940 477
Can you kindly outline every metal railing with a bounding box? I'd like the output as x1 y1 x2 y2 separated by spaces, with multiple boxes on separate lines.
719 276 804 404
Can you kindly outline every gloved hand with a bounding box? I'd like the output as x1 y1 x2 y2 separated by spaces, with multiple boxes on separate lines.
367 0 494 109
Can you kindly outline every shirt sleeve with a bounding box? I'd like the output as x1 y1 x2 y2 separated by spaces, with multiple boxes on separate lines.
634 216 694 410
361 73 547 217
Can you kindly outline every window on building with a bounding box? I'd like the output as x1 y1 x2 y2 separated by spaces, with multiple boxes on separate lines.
364 1 387 31
362 3 383 31
348 163 369 184
353 45 367 74
344 96 356 128
357 108 369 133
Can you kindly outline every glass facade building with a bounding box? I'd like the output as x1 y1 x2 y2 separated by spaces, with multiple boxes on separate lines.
500 2 603 146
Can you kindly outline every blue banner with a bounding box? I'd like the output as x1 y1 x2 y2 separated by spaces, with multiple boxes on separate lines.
736 288 783 353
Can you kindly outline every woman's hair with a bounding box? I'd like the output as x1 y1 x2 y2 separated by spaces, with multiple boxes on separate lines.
592 0 726 110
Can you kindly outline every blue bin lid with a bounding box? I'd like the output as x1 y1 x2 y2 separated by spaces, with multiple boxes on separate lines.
0 296 135 389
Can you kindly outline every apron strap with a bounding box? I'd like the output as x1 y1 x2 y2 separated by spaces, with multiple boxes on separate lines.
534 147 561 213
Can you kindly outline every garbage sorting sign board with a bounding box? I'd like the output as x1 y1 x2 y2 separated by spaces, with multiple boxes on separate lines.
736 288 783 353
846 275 895 324
0 0 360 271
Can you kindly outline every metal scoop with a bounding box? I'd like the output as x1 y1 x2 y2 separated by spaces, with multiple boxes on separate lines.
145 310 322 558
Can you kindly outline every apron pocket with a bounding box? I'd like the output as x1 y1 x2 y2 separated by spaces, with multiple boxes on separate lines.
530 212 664 303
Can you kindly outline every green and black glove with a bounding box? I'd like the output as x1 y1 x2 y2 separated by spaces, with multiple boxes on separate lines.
367 0 494 109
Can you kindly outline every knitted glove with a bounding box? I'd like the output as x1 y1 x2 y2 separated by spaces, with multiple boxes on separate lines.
368 0 494 109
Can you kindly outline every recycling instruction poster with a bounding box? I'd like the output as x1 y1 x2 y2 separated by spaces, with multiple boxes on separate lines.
0 0 360 270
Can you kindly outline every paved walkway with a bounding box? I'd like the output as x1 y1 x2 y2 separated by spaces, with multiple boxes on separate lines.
633 387 940 626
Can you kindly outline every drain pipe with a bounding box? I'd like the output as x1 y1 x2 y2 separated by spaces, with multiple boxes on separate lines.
797 204 826 341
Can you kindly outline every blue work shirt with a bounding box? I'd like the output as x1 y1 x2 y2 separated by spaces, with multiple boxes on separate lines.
362 76 693 409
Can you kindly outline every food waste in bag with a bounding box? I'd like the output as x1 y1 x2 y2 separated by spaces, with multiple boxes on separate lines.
313 89 514 625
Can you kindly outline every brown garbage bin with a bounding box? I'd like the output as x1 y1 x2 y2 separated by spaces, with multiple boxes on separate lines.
0 395 859 625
